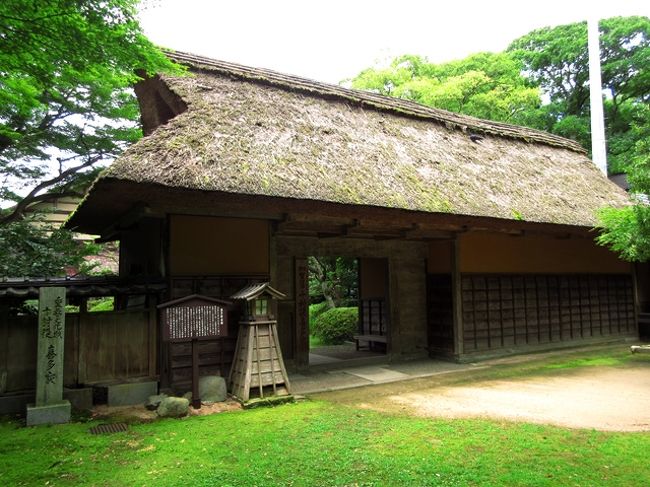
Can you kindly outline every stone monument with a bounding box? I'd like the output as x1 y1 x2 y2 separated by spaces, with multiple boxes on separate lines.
26 287 71 426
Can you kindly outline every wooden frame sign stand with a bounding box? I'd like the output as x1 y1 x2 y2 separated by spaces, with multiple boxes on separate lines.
158 295 231 408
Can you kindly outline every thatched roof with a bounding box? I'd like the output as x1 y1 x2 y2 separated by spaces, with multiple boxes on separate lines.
70 51 629 232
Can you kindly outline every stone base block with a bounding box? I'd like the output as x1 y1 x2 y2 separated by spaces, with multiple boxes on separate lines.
1 388 93 415
26 400 71 426
106 381 158 407
64 387 93 410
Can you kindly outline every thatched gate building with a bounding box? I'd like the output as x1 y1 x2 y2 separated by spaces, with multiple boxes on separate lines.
65 51 638 378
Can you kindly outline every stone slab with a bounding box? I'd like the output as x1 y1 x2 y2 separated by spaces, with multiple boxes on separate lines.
291 371 371 395
36 287 66 406
107 381 158 407
26 400 71 426
342 366 410 383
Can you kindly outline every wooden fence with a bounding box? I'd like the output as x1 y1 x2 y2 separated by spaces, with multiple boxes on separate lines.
0 309 156 395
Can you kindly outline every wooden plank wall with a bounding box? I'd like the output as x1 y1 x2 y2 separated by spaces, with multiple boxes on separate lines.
461 274 636 352
75 310 154 384
0 309 155 394
0 314 37 394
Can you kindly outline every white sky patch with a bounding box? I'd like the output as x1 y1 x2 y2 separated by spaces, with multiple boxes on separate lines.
139 0 650 83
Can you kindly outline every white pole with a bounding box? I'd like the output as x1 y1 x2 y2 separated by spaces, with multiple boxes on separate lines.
588 16 608 176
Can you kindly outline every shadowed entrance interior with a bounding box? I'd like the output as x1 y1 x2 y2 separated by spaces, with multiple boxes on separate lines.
308 257 388 366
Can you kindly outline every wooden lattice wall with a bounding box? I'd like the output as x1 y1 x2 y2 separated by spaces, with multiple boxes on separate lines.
359 298 387 336
461 274 636 352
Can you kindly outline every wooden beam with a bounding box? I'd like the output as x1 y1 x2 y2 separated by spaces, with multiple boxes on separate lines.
72 180 598 239
97 203 153 242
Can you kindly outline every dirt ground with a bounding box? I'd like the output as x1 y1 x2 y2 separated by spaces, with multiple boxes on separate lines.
317 365 650 432
90 399 242 422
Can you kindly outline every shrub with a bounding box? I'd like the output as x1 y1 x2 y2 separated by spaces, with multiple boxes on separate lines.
309 301 330 327
312 307 359 345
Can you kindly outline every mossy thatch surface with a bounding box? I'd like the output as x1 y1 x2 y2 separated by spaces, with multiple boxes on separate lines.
97 52 629 227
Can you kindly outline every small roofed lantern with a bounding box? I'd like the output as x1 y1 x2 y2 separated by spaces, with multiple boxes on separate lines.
228 283 291 403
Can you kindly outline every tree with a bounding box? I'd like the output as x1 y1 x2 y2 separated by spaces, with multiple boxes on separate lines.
0 1 182 277
597 108 650 261
350 52 542 126
350 17 650 174
508 16 650 173
0 0 182 224
0 215 103 276
308 257 358 309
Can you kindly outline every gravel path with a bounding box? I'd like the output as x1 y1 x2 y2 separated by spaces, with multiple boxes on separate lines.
318 365 650 431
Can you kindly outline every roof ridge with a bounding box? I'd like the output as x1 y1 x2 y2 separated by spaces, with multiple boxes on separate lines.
165 50 586 154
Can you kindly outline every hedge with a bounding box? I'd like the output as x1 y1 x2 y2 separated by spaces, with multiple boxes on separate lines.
308 301 330 327
312 307 358 345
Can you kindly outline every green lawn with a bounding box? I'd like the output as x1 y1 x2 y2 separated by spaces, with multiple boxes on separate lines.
2 346 649 486
309 334 324 348
1 399 649 486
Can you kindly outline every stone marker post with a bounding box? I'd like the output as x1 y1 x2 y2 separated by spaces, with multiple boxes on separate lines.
26 287 71 426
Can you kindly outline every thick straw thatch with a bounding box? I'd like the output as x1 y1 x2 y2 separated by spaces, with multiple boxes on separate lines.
84 51 630 228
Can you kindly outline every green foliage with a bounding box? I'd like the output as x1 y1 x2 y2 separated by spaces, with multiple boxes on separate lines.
598 205 650 261
597 110 650 261
88 297 115 312
508 16 650 173
0 0 182 276
511 209 524 221
0 215 102 276
351 17 650 176
351 52 542 125
311 306 358 345
0 0 183 220
308 256 358 307
308 301 330 326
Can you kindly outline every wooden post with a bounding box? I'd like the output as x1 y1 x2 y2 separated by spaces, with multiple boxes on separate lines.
0 305 8 395
191 338 200 409
73 298 87 387
148 305 157 378
451 237 464 357
294 257 309 367
633 264 640 336
158 301 170 389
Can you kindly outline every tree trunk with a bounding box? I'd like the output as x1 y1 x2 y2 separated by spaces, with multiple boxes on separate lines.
309 257 337 309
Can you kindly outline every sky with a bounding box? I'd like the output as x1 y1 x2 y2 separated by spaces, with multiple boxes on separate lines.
139 0 650 84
